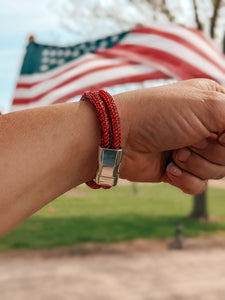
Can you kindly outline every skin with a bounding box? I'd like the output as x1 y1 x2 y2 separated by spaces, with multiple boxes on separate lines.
1 78 225 236
116 79 225 193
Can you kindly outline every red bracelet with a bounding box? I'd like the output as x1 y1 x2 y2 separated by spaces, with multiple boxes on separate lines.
80 90 122 189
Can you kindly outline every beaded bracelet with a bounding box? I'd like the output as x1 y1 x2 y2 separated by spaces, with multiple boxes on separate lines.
80 90 122 189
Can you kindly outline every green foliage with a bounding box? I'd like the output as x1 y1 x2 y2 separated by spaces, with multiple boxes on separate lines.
1 184 225 252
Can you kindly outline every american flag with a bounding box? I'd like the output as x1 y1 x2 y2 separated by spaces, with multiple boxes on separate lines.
12 24 225 111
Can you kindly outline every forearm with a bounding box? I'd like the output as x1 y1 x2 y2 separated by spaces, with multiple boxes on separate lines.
0 101 100 236
2 79 225 236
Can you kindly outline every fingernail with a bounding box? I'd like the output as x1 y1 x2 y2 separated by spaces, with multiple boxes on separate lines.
218 133 225 145
167 162 182 177
193 139 208 149
176 148 191 162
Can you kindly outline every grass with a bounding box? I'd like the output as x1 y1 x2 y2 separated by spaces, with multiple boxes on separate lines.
1 183 225 252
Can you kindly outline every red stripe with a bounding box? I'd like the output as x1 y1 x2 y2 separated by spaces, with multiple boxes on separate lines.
99 44 218 80
53 71 169 104
13 26 225 109
12 71 168 105
120 27 225 73
16 56 102 89
18 27 224 90
14 61 139 103
133 25 220 51
186 26 225 56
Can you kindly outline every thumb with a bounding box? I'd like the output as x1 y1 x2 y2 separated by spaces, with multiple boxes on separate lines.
165 162 207 195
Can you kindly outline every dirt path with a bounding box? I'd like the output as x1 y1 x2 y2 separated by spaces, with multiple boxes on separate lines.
1 236 225 300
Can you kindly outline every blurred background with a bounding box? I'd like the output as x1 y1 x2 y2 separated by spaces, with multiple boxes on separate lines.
1 0 225 299
1 0 225 112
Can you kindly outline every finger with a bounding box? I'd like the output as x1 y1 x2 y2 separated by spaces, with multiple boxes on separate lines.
190 137 225 166
218 130 225 146
165 162 208 195
173 148 225 180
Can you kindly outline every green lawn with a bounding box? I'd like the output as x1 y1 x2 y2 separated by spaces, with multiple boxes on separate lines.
1 183 225 252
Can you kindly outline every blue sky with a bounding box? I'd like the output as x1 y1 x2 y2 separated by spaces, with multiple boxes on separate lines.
0 0 74 112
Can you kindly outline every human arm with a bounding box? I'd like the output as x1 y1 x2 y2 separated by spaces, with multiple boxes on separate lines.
0 101 101 236
1 78 225 236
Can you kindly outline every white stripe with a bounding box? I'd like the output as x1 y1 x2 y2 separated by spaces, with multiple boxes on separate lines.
12 79 176 112
148 24 225 68
16 64 155 107
17 26 225 85
15 56 142 98
102 48 179 80
18 53 98 83
119 33 225 84
13 25 225 112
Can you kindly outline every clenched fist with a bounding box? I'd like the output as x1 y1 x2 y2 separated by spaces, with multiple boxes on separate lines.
115 79 225 194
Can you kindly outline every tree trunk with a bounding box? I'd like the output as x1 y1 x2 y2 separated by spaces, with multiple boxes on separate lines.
210 0 221 38
193 0 203 30
131 183 138 196
190 190 208 220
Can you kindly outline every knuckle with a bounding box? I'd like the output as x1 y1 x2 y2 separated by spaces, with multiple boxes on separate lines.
200 79 219 90
203 93 225 132
186 78 218 90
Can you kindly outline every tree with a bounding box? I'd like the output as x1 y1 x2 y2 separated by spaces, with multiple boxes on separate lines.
190 191 208 220
50 0 224 50
193 0 225 52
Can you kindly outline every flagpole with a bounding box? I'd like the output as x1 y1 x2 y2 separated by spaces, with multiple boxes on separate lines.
28 35 35 43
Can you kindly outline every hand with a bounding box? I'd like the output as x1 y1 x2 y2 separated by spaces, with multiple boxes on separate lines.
115 79 225 194
168 134 224 193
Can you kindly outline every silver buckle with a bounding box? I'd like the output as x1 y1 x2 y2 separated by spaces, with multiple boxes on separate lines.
94 147 123 187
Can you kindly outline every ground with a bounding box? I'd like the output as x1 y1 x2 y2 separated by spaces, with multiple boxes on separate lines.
1 179 225 300
1 236 225 300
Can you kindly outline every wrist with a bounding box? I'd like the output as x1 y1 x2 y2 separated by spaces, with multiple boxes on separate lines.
113 92 134 180
74 101 101 184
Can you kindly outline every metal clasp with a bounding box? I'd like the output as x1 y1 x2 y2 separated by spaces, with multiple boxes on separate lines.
94 147 123 187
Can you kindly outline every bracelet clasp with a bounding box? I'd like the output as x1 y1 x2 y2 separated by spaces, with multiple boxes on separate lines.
95 147 123 187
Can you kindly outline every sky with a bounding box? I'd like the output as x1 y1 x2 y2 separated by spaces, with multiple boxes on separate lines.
1 0 224 113
0 0 132 112
0 0 75 112
0 0 197 113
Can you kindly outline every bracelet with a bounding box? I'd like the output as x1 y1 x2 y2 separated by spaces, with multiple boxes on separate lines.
80 90 122 189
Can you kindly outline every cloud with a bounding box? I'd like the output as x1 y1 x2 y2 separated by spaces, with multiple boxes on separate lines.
0 0 62 110
0 0 59 37
0 48 23 56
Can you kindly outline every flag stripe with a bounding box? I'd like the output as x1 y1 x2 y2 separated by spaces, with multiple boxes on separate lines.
12 78 175 111
135 25 225 66
130 27 225 73
12 25 225 111
15 59 144 98
53 71 168 104
101 35 225 84
116 33 225 78
14 68 168 106
103 44 222 82
17 54 101 85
